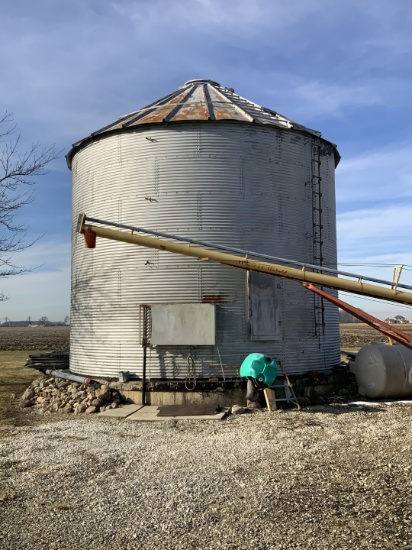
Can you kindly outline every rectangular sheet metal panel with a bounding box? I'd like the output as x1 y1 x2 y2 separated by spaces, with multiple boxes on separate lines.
249 272 281 341
151 304 215 346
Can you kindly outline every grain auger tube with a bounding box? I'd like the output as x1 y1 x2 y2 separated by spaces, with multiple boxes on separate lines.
76 213 412 350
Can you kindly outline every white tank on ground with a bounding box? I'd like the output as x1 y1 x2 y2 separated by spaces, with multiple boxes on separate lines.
353 343 412 398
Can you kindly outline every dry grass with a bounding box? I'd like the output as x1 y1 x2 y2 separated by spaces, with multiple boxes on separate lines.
0 326 70 425
0 351 41 425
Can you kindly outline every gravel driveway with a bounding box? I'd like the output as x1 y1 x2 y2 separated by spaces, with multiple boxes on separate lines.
1 405 411 549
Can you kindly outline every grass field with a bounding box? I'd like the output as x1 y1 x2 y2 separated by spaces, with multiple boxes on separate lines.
0 351 42 425
0 327 70 426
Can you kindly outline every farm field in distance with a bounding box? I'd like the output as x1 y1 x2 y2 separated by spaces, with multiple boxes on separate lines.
0 326 70 351
2 323 411 353
339 322 412 350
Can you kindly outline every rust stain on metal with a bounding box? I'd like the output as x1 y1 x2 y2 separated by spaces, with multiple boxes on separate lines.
214 106 244 120
137 91 189 124
106 119 132 131
201 294 227 303
173 101 209 121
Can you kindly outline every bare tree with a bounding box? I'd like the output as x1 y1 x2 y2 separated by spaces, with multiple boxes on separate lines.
0 112 58 282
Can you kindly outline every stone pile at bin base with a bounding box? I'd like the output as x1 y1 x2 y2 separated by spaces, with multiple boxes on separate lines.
20 376 123 415
20 366 359 415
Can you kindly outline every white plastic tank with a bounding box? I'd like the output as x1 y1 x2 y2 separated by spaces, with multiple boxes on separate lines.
353 343 412 398
67 79 341 380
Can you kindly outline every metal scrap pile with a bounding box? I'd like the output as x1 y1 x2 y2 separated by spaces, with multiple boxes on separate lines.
25 350 70 372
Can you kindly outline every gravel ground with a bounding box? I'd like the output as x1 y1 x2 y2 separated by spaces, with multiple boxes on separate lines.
1 405 412 550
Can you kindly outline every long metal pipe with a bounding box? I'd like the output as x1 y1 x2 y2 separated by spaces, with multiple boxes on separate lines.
78 217 412 306
45 369 92 385
85 215 412 291
303 282 412 350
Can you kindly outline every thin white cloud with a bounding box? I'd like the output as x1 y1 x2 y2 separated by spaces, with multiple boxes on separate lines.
338 292 412 320
292 81 382 117
261 72 412 123
6 241 72 273
338 205 412 240
337 142 412 203
336 203 412 317
1 0 410 146
336 200 412 318
111 0 324 35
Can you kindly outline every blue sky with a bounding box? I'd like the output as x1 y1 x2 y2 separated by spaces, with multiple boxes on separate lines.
1 0 412 321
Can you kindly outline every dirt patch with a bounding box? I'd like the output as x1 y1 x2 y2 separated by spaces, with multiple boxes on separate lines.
339 322 412 350
0 326 70 351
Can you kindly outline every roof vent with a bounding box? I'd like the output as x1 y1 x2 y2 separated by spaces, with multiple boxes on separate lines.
183 79 221 87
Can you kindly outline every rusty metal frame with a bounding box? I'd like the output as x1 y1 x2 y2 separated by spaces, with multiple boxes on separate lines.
302 283 412 351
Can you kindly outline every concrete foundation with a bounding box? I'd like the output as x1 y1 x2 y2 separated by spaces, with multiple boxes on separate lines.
104 367 357 409
121 388 246 407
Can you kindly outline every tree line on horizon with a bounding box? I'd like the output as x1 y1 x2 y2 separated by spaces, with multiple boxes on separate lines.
339 310 410 324
0 316 70 327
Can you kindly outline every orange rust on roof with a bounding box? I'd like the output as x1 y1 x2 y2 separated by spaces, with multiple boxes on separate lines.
104 118 133 132
214 105 244 121
172 101 209 121
134 91 189 124
66 79 340 168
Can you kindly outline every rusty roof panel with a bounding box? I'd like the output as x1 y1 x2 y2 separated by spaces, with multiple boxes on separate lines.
171 85 209 121
67 79 339 167
130 90 191 125
207 86 252 122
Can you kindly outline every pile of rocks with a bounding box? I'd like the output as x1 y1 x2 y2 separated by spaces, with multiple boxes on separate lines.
20 375 123 414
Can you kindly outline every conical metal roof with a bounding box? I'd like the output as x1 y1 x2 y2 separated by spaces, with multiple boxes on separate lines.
67 79 339 167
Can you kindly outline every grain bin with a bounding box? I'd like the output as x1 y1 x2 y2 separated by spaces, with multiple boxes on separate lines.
67 79 341 381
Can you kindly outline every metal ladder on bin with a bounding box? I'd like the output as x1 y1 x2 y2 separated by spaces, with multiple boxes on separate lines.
310 140 325 338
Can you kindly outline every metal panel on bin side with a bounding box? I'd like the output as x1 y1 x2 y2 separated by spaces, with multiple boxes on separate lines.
151 304 215 346
249 272 281 341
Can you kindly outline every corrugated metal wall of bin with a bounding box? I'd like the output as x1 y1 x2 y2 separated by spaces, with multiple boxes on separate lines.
71 122 340 378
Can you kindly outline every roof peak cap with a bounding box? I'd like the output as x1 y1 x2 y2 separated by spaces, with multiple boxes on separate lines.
182 79 221 87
